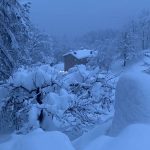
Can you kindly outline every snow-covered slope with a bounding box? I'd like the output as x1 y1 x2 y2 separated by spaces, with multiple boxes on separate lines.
1 54 150 150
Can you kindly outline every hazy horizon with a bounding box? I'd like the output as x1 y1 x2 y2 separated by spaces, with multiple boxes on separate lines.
30 0 150 37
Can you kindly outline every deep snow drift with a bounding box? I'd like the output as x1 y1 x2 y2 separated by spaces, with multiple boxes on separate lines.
0 129 74 150
83 124 150 150
109 68 150 136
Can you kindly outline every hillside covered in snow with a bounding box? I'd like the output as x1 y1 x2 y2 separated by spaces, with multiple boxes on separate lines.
1 0 150 150
1 54 150 150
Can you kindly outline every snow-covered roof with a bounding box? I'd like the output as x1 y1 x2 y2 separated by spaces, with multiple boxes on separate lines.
64 49 97 59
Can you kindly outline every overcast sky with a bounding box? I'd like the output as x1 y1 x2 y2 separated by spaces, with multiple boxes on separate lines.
30 0 150 37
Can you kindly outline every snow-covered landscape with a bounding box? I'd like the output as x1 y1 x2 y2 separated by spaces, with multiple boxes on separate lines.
1 0 150 150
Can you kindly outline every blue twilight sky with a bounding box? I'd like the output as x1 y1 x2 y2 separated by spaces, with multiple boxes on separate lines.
29 0 150 37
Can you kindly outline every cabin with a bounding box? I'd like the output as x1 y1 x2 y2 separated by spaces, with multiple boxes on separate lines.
63 49 97 71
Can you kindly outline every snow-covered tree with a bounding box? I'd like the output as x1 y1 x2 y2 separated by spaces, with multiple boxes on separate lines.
27 28 55 65
0 0 31 80
117 31 136 67
138 10 150 50
0 1 55 80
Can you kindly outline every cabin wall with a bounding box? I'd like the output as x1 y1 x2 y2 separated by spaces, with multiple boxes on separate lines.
64 54 77 71
64 54 88 71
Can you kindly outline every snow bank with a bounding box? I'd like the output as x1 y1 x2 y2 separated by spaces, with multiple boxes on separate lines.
109 69 150 136
0 129 74 150
73 119 112 150
84 124 150 150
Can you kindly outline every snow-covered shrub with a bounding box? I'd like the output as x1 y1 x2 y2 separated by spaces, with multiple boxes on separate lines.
0 65 63 134
0 64 116 139
55 66 116 139
0 84 31 134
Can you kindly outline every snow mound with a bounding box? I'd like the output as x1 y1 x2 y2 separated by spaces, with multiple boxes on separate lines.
73 119 112 150
84 124 150 150
109 69 150 136
0 129 74 150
